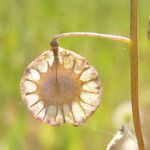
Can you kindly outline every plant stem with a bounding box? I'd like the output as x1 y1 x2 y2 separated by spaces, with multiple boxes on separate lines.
130 0 145 149
52 32 130 44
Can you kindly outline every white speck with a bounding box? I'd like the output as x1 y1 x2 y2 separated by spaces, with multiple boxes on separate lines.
47 51 54 67
44 105 57 124
38 61 48 73
74 58 89 75
24 80 37 93
55 108 64 125
25 94 39 106
30 101 44 116
80 102 96 116
80 67 98 82
80 92 100 106
26 69 40 81
63 104 74 124
72 102 84 123
82 81 100 93
63 54 74 69
37 107 46 120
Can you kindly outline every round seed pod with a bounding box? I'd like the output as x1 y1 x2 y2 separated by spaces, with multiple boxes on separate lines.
20 47 102 126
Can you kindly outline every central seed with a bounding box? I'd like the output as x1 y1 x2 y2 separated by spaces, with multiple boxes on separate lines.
37 64 82 106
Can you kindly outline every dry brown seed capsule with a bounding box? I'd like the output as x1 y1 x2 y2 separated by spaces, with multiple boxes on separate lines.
20 47 102 126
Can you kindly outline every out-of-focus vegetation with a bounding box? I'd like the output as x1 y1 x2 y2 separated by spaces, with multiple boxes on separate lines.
0 0 150 149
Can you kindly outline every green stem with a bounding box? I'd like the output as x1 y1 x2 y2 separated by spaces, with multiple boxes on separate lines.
130 0 145 149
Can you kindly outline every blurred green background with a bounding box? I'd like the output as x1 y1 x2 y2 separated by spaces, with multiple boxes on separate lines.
0 0 150 149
